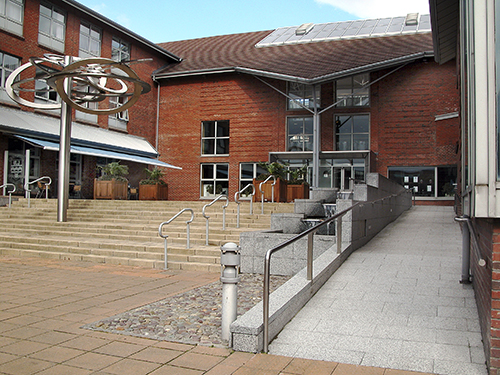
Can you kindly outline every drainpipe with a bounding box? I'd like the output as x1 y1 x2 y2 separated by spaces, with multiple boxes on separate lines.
312 84 320 187
154 78 161 153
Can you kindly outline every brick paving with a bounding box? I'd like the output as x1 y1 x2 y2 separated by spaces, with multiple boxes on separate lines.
0 256 434 374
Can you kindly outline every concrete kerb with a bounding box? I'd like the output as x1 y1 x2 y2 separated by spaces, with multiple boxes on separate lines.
231 242 354 353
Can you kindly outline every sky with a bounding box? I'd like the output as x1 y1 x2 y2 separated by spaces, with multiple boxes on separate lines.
76 0 431 43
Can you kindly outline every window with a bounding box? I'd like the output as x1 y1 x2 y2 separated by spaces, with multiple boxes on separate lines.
0 51 19 102
287 117 313 151
287 82 320 110
201 120 229 155
388 166 457 198
335 114 369 151
79 21 101 58
112 37 130 62
35 66 58 104
335 73 370 107
201 164 228 197
108 96 128 131
38 2 65 52
0 0 23 35
239 163 267 196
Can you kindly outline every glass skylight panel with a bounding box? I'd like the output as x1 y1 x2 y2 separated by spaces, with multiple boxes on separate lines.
315 23 338 40
329 21 351 38
358 19 378 36
344 20 365 37
386 17 405 33
417 14 431 31
371 18 392 35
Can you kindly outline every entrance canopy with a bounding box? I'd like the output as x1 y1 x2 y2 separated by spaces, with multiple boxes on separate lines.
0 107 181 169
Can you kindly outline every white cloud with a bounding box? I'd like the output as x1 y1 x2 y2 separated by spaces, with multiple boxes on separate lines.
316 0 430 19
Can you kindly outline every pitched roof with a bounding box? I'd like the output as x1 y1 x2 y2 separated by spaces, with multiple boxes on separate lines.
155 23 434 84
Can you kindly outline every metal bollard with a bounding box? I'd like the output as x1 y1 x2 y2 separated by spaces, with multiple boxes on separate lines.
220 242 241 342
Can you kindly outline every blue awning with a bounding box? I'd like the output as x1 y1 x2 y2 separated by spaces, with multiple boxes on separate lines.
16 136 182 170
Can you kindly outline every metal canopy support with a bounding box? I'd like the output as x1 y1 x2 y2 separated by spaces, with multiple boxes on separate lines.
58 56 73 222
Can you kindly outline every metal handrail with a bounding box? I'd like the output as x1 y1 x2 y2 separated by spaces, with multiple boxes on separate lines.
24 176 52 208
0 183 16 208
262 190 412 353
159 208 195 270
454 216 487 268
202 194 229 245
260 175 276 214
235 183 256 228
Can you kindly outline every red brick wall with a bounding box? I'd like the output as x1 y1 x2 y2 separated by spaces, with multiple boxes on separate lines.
158 59 460 201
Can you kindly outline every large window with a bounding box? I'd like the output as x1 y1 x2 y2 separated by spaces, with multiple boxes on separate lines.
79 20 101 58
239 163 267 196
287 117 313 151
335 73 370 107
201 120 229 155
108 96 128 131
287 82 320 110
388 166 457 198
0 51 19 102
35 66 58 104
335 114 369 151
38 2 65 52
0 0 23 35
112 37 130 62
201 164 228 197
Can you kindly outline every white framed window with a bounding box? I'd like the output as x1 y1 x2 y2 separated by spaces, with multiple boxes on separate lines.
239 163 267 196
0 0 23 36
335 114 370 151
112 37 130 62
108 96 128 131
0 51 19 102
201 120 229 155
287 117 313 151
79 20 101 58
287 82 320 110
335 73 370 107
38 2 65 52
34 66 58 104
201 163 229 198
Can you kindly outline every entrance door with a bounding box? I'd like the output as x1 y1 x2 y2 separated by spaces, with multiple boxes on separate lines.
333 167 352 191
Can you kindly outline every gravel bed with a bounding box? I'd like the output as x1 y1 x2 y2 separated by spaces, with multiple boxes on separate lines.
83 273 290 346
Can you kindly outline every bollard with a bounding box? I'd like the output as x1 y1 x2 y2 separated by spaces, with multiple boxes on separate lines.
220 242 241 342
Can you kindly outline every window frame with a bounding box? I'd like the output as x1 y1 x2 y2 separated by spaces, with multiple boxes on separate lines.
335 73 370 107
287 116 314 152
287 82 320 110
335 113 370 151
201 120 230 156
111 37 130 62
201 163 229 198
0 0 24 36
79 20 101 58
38 2 66 52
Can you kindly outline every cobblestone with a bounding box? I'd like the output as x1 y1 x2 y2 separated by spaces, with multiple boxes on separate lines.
83 273 289 346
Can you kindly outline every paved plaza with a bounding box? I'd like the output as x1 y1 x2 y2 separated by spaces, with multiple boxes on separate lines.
0 205 487 374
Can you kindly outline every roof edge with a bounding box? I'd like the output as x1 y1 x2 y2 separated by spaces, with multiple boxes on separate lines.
62 0 182 63
154 51 435 84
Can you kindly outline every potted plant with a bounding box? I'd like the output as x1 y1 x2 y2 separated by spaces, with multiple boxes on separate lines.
287 165 310 202
94 161 129 200
253 162 288 202
139 167 168 200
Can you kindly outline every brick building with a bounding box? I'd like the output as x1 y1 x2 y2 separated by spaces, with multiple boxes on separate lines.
0 0 180 199
155 14 460 203
431 0 500 373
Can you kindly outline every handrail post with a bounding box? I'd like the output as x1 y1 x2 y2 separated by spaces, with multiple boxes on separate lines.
0 184 16 208
24 176 52 208
203 195 228 246
263 250 272 353
337 216 342 254
307 232 313 280
234 184 256 228
260 176 276 214
159 208 195 269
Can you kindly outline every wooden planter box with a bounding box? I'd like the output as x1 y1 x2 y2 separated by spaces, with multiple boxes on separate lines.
253 178 287 202
94 179 128 200
287 184 310 202
139 184 168 200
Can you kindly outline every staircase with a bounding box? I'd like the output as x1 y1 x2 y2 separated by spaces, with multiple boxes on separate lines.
0 198 294 272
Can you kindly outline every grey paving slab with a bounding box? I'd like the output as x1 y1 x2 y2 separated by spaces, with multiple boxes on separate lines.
269 206 488 375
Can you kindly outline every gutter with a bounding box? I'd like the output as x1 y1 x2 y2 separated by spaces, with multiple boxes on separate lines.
153 51 434 84
61 0 182 63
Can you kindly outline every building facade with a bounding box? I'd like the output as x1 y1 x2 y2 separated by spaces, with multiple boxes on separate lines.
155 16 460 203
431 0 500 372
0 0 180 199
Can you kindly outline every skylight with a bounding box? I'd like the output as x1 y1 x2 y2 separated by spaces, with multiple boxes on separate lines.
256 14 431 48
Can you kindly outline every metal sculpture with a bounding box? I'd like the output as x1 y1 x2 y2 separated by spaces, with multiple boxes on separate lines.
5 54 151 222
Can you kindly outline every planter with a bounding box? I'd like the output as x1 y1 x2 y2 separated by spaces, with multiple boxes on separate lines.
139 184 168 200
253 178 287 202
287 184 310 202
94 179 128 200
